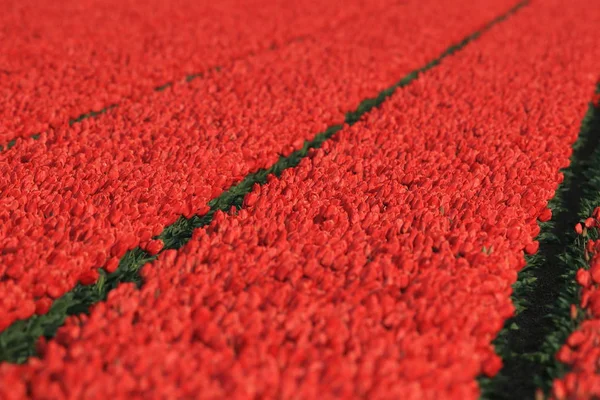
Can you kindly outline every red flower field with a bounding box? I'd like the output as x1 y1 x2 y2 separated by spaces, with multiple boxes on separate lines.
1 0 600 399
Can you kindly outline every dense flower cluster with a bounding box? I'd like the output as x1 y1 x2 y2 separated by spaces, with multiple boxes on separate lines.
552 207 600 400
0 0 515 332
2 0 599 398
0 0 395 144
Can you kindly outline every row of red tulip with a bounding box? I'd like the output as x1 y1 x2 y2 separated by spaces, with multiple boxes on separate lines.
552 204 600 399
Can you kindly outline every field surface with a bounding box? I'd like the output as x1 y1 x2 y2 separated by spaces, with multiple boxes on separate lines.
1 0 600 399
